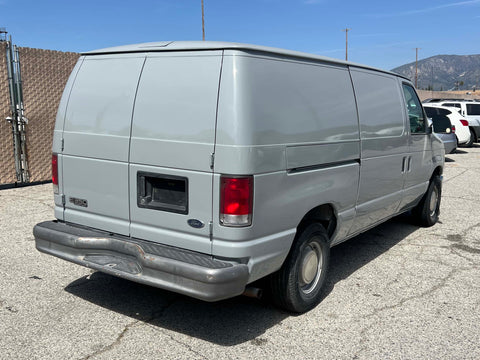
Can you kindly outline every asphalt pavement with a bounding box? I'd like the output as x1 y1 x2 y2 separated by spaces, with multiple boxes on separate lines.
1 146 479 360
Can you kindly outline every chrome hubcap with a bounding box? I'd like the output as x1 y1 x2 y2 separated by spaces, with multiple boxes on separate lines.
299 240 323 294
301 250 318 284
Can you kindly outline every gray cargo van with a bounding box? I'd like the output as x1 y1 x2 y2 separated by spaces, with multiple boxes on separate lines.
34 41 445 313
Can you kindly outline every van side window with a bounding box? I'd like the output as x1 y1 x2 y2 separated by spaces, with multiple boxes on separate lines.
402 84 426 134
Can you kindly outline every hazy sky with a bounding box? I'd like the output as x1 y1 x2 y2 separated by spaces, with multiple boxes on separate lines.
1 0 479 70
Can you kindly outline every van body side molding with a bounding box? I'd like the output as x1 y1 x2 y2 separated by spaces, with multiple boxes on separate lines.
286 141 360 170
287 159 360 174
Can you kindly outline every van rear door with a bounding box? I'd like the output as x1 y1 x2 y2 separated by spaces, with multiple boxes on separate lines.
62 54 145 236
129 51 223 254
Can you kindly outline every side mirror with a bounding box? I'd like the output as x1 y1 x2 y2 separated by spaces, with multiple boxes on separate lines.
427 118 433 134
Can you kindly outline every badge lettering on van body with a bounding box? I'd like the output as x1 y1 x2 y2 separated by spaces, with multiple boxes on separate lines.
69 197 88 208
187 219 205 229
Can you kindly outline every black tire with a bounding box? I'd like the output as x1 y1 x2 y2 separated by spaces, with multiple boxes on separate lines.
412 175 442 227
269 223 330 313
464 129 475 147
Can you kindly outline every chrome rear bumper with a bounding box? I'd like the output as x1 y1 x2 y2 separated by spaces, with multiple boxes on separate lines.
34 221 249 301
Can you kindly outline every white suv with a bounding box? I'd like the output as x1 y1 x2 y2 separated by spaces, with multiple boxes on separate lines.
423 105 471 146
427 101 480 146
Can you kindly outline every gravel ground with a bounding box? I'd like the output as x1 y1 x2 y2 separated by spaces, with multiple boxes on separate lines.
1 146 479 360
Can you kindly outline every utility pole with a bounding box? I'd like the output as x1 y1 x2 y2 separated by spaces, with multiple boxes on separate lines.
430 66 434 91
415 47 420 88
342 28 351 61
201 0 205 41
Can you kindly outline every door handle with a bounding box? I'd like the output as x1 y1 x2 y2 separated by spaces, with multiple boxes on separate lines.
402 156 412 173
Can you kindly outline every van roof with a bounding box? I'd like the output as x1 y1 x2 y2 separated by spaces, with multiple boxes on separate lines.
83 41 408 80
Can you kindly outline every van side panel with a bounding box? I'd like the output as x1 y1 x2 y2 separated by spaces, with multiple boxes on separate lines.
216 51 359 148
62 54 146 235
348 68 408 235
213 52 360 282
129 51 223 254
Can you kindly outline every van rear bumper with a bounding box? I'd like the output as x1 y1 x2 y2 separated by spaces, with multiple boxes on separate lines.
34 221 249 302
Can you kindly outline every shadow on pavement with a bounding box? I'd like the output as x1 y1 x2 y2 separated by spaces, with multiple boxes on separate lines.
326 215 418 290
66 215 419 346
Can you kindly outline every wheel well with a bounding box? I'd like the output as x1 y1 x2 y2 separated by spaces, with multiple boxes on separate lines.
297 204 337 240
431 166 443 181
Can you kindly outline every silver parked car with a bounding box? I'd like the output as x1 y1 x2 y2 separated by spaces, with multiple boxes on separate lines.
33 41 445 313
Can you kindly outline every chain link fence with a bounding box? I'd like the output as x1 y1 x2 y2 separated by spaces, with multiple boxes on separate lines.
0 43 78 185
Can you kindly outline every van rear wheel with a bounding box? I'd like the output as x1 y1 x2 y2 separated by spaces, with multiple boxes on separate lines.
269 223 330 313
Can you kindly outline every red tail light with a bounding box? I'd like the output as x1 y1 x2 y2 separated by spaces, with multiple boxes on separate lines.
220 176 253 227
451 125 456 133
52 154 59 194
460 120 468 127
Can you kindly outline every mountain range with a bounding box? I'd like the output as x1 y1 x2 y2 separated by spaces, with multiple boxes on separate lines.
391 54 480 91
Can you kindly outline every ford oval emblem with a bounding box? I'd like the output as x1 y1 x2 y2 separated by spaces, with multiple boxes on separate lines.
188 219 205 229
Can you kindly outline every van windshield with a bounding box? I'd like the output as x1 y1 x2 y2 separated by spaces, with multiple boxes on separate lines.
466 104 480 115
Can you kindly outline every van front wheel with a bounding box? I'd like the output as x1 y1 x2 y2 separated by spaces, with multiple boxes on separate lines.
413 176 442 227
269 223 330 313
